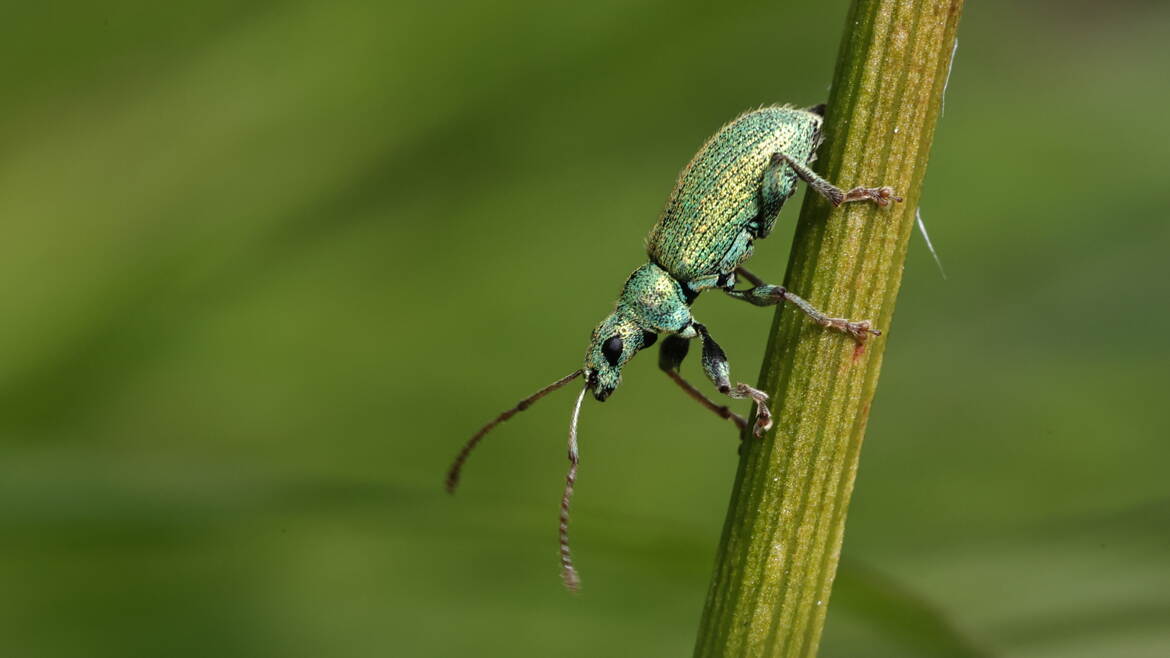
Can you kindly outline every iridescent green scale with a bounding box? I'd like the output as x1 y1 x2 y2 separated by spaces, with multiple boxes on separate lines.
648 106 820 284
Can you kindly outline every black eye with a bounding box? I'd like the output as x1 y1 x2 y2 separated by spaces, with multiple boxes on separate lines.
602 336 623 367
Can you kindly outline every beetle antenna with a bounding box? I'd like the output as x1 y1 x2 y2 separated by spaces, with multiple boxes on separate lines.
445 369 583 493
560 383 588 592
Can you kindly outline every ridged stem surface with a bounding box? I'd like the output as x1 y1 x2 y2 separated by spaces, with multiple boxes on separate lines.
694 1 964 656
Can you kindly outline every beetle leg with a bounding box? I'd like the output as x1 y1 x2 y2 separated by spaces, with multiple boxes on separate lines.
735 266 765 287
770 152 903 207
725 269 880 343
657 334 748 434
693 323 772 438
754 151 799 238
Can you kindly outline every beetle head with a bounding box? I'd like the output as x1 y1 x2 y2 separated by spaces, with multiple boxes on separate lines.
583 312 656 402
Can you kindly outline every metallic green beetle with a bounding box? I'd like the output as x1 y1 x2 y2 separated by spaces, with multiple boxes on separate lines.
446 104 901 590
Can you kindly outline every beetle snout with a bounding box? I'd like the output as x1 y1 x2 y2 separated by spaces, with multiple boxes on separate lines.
585 370 612 402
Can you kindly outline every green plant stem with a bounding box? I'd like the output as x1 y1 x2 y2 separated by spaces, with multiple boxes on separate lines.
693 1 964 656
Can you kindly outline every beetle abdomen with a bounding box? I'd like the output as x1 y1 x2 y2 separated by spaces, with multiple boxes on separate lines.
647 106 821 283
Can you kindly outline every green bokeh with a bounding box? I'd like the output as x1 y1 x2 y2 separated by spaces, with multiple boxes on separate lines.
2 1 1168 656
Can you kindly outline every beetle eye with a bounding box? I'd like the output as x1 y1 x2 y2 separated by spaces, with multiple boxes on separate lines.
601 336 623 367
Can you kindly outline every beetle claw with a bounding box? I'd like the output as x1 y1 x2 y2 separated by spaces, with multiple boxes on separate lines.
753 412 772 438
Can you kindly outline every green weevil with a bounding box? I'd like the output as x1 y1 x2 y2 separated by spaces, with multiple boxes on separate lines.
446 104 901 590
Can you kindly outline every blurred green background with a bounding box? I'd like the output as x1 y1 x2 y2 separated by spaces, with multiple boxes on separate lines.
3 1 1168 656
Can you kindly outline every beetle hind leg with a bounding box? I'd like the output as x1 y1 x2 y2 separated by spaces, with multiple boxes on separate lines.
770 152 902 208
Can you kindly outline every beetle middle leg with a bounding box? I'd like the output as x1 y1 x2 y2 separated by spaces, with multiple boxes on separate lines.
692 323 772 438
770 152 902 207
726 267 881 343
657 334 748 434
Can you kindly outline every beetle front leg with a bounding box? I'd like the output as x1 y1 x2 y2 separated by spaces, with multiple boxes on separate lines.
770 152 902 207
693 322 772 438
724 268 880 343
657 334 748 434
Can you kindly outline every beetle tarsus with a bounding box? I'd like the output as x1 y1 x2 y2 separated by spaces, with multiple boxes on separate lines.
840 185 902 206
821 317 881 343
728 383 772 438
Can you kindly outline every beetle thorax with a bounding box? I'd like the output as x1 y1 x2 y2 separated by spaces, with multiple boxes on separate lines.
615 262 693 334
